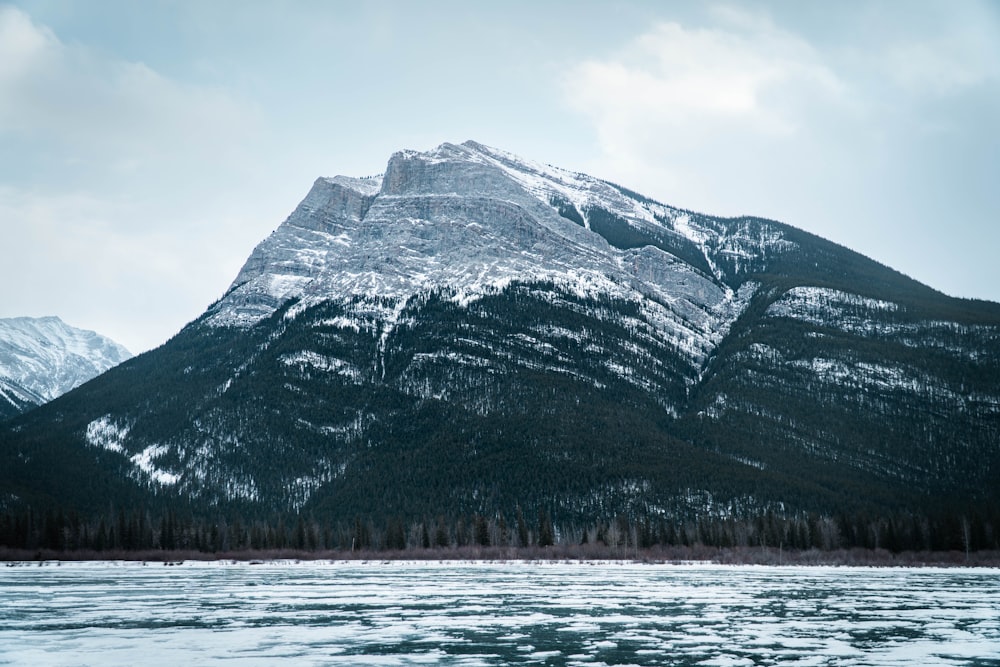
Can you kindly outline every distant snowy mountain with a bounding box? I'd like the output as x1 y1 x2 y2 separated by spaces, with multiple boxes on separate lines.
0 316 131 419
1 141 998 536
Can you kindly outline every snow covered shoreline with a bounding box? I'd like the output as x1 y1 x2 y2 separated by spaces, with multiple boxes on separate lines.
4 545 999 568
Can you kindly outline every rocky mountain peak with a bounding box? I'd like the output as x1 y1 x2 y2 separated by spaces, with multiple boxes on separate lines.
205 142 760 373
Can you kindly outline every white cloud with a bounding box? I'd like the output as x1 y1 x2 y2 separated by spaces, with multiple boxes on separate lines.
881 32 1000 97
0 184 248 353
563 4 999 195
560 8 848 211
564 10 843 143
0 6 273 352
0 4 53 84
0 5 257 172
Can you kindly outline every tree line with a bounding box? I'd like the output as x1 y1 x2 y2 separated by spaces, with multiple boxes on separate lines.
2 506 996 557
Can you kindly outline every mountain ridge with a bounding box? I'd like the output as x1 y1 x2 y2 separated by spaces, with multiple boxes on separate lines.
1 142 997 549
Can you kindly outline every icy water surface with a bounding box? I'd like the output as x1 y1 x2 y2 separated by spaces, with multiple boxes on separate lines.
1 560 998 666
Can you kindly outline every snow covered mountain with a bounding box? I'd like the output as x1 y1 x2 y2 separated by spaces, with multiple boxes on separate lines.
0 316 131 419
213 142 781 353
207 141 785 411
1 141 998 532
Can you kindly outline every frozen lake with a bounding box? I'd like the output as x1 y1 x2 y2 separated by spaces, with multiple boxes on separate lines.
1 560 998 666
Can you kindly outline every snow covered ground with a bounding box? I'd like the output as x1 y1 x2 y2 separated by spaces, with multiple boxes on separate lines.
1 561 998 666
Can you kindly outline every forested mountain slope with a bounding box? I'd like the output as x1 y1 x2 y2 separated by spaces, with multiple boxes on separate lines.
2 142 997 549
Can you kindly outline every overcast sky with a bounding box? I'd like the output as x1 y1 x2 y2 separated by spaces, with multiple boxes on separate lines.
2 1 998 353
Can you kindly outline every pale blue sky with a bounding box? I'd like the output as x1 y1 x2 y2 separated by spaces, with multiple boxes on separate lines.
2 1 998 353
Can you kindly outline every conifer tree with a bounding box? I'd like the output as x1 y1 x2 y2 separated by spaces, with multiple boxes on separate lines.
516 507 529 547
475 514 490 546
538 509 554 547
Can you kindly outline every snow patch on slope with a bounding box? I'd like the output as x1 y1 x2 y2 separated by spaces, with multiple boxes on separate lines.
130 444 181 486
85 415 129 454
768 287 900 321
764 287 1000 361
85 415 179 486
280 351 363 383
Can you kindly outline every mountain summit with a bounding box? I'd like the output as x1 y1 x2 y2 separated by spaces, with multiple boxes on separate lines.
2 142 998 543
208 140 767 407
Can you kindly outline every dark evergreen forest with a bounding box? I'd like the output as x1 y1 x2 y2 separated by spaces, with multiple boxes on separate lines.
2 203 999 559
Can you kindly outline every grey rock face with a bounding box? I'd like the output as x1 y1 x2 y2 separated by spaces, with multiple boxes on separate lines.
207 141 792 374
